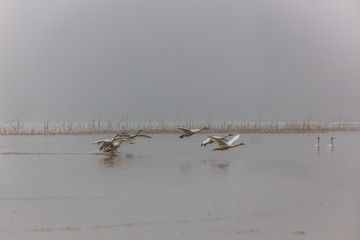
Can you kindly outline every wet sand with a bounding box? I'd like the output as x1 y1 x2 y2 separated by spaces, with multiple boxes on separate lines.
0 133 359 239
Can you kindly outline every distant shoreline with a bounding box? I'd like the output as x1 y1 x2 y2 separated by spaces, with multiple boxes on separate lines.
1 119 360 135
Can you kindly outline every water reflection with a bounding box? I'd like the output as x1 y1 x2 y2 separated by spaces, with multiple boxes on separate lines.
202 158 230 170
99 153 134 168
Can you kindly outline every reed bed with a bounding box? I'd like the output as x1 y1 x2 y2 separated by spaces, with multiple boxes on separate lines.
1 118 360 135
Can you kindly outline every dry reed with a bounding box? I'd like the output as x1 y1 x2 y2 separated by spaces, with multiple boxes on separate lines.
1 118 360 135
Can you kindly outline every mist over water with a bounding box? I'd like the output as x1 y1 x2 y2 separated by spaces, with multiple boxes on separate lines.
1 0 360 122
1 1 360 239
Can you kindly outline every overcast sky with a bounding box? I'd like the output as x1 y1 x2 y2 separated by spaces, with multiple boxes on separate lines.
1 0 359 122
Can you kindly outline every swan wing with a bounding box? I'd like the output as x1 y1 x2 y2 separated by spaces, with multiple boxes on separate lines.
135 134 152 139
105 139 129 152
98 141 108 151
174 127 192 134
207 136 227 147
202 138 212 145
93 138 111 145
219 134 233 140
227 134 240 145
113 138 132 146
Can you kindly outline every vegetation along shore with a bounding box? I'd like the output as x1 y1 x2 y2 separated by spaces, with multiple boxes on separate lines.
1 118 360 135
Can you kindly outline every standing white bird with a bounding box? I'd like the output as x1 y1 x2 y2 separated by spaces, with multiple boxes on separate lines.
315 136 321 148
326 137 335 148
201 133 234 146
174 127 209 138
207 134 245 151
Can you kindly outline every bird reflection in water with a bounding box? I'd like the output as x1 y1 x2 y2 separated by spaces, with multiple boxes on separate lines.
99 153 134 168
203 158 230 170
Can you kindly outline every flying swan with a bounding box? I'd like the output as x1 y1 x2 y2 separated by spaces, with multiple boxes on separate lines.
207 134 245 151
174 127 209 138
93 132 126 152
201 133 233 146
102 129 152 153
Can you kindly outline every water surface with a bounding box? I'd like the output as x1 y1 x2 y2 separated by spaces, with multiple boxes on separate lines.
0 133 359 240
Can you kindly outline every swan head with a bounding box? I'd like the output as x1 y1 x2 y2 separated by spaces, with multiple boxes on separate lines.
203 127 209 130
117 132 126 137
239 142 246 145
228 133 234 137
317 136 320 140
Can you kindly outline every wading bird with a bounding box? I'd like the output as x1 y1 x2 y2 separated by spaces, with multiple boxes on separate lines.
201 133 234 146
326 137 335 148
207 134 245 151
174 127 209 138
315 136 321 148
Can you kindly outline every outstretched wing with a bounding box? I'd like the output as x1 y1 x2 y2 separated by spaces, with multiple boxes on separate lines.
135 134 152 138
227 134 240 145
201 138 212 146
174 127 192 134
113 138 133 146
207 136 227 147
92 138 109 145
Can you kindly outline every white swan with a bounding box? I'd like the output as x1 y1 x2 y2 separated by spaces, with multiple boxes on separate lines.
93 132 125 152
201 133 233 146
104 129 152 153
121 129 152 144
105 137 134 153
174 127 209 138
326 137 335 148
92 132 125 146
315 136 321 148
207 134 245 151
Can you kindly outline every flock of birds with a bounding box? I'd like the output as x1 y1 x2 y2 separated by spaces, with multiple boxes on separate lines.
92 127 246 153
93 127 336 153
93 129 152 153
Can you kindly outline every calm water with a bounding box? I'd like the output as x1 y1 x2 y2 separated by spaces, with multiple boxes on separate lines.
0 133 359 240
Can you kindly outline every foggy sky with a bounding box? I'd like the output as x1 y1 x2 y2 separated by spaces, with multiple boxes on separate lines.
1 0 359 122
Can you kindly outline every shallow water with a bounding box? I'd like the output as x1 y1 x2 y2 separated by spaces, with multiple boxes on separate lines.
0 133 359 240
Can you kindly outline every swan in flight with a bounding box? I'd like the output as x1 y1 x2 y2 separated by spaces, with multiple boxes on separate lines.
207 134 245 151
101 129 152 153
174 127 209 138
121 129 152 144
201 133 233 146
93 132 126 152
326 137 335 148
105 137 134 153
315 136 321 148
